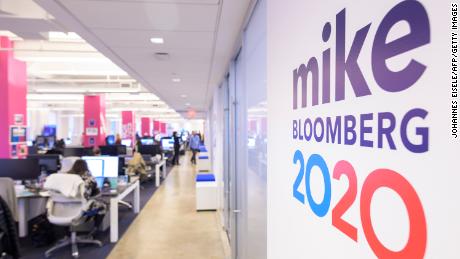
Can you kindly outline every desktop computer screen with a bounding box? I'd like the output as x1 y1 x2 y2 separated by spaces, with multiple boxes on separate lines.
102 157 119 177
62 147 91 157
0 158 41 180
161 138 174 151
139 144 162 156
27 154 61 173
140 138 154 145
36 136 45 147
154 134 162 142
100 145 126 156
121 139 132 146
106 135 115 145
82 156 119 178
46 136 56 148
42 125 56 137
83 158 104 177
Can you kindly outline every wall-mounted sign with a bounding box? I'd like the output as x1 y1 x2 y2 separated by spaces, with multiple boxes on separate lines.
85 127 98 136
89 119 96 127
14 114 23 125
10 126 27 143
268 0 459 258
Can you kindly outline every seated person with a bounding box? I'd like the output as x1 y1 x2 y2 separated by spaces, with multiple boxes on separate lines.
92 146 101 156
67 159 100 199
127 152 147 180
63 159 106 236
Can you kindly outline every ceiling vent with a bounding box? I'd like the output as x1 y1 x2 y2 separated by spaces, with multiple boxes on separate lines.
154 52 170 61
120 82 132 88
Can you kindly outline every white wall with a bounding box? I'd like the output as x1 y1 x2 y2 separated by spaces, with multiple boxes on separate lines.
267 0 459 258
28 110 83 143
210 82 226 224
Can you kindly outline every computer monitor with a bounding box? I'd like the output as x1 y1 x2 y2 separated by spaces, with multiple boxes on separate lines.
161 138 174 151
106 135 115 145
139 144 162 156
82 156 119 178
102 157 119 177
100 145 126 156
100 145 117 156
64 138 72 145
82 157 104 177
121 139 132 147
42 125 56 137
118 157 126 176
140 138 154 145
63 147 92 157
116 145 127 155
95 177 104 188
36 136 46 147
154 134 162 142
45 136 56 148
181 135 188 142
27 154 61 173
28 146 38 155
0 158 41 180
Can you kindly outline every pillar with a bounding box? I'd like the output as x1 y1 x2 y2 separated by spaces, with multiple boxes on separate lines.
160 122 166 134
83 95 106 147
153 120 161 135
141 117 152 137
122 111 135 146
0 36 28 158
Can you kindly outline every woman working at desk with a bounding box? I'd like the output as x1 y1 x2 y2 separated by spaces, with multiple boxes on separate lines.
67 160 100 199
65 160 106 237
127 152 147 180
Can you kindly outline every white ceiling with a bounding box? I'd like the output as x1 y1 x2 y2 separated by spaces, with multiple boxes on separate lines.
34 0 254 118
0 0 186 121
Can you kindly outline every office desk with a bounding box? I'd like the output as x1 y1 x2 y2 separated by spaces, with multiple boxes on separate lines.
155 158 166 187
104 180 140 243
16 191 49 238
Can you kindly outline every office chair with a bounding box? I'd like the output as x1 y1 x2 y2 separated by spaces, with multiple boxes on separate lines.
0 178 17 221
44 174 102 258
59 157 80 173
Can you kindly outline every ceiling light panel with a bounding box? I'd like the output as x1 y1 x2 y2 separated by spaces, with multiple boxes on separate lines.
150 37 164 44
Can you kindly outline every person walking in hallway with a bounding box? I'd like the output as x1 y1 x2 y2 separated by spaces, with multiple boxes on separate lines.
189 131 200 165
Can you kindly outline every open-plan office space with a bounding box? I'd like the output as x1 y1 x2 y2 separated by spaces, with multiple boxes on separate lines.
0 0 459 259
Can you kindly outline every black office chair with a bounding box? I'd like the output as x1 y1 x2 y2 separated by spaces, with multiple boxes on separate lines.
0 230 5 258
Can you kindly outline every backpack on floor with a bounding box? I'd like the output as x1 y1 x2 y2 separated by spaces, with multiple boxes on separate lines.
30 214 56 247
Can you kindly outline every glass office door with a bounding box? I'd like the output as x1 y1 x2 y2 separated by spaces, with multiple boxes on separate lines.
223 77 231 235
228 58 240 259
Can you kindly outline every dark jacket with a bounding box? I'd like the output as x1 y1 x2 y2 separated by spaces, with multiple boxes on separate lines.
0 196 20 258
173 136 181 150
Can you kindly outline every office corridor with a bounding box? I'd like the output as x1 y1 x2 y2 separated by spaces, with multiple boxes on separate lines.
107 154 227 259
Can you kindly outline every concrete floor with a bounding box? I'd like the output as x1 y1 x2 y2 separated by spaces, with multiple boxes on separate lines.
107 154 227 259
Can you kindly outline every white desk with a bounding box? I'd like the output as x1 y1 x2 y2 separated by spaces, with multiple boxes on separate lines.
109 180 140 243
16 191 49 238
155 158 167 187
